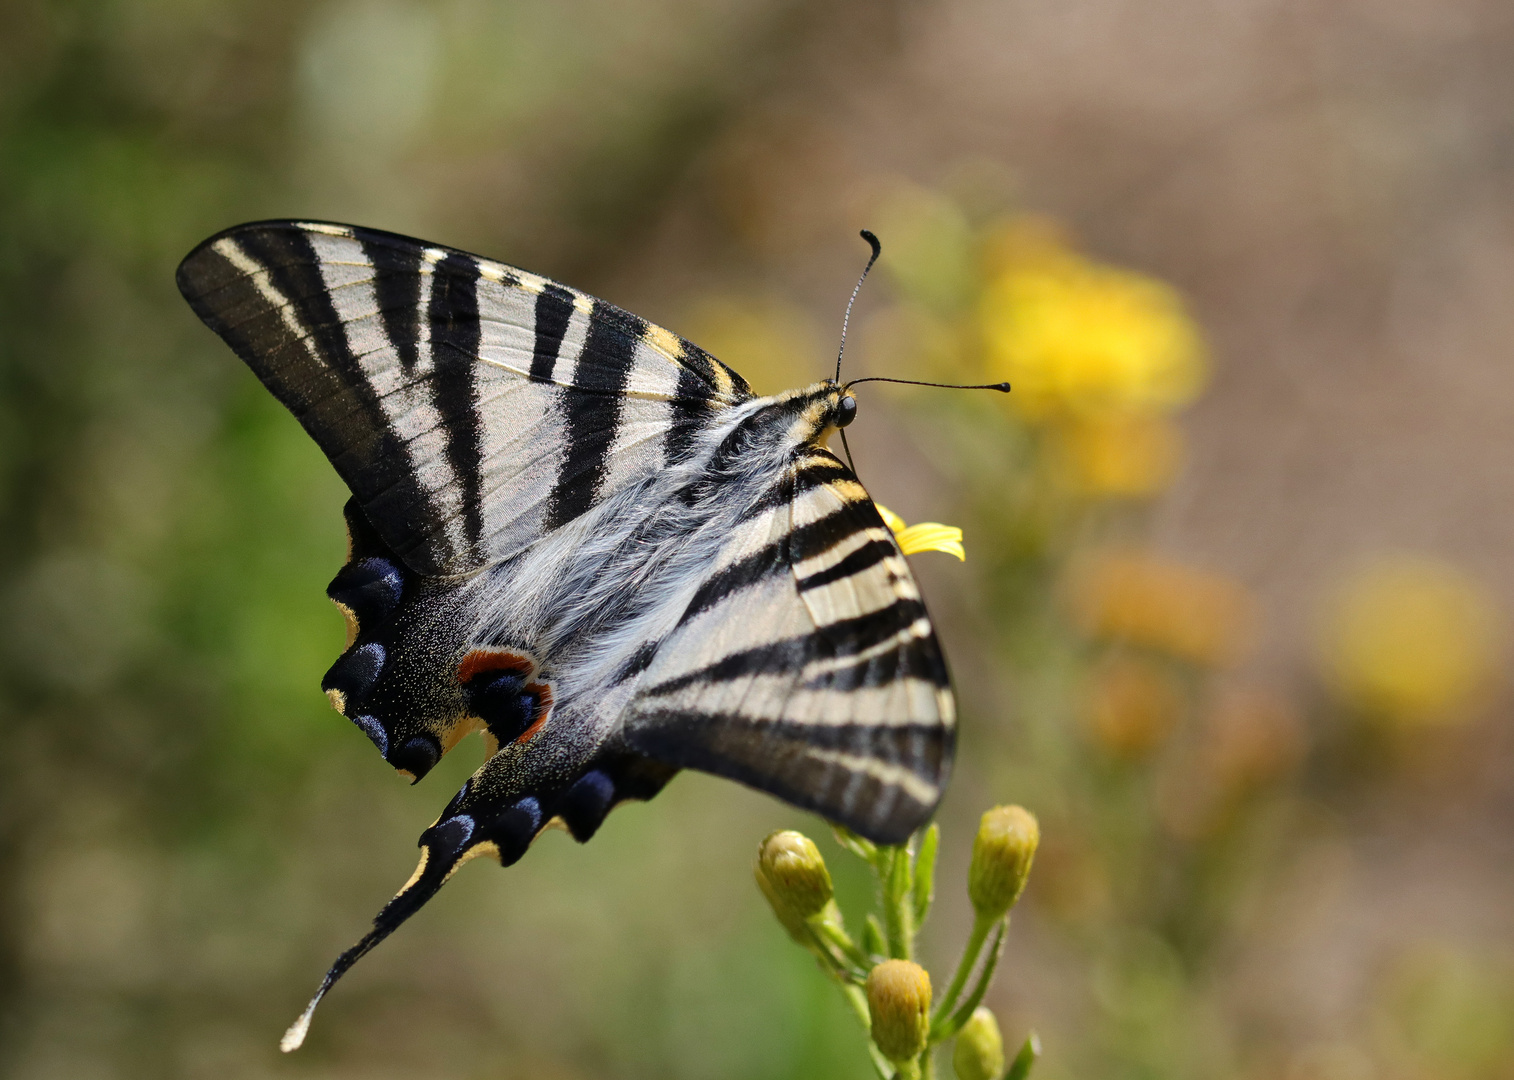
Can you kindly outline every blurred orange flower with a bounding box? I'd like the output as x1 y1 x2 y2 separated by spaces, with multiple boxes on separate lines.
1069 550 1255 667
1083 654 1185 759
1199 685 1305 793
1158 685 1304 840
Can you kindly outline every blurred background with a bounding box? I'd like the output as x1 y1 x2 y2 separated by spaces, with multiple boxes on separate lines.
4 0 1514 1078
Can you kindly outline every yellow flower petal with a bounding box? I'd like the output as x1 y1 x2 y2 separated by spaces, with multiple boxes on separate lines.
896 523 966 561
875 503 908 535
873 504 966 560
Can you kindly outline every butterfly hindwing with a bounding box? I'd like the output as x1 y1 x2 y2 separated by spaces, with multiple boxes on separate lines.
623 448 954 845
176 221 753 577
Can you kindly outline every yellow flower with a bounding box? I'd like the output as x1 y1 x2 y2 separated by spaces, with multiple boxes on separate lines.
755 830 834 920
1057 413 1184 498
876 503 965 561
967 805 1039 920
979 218 1207 422
1317 556 1501 728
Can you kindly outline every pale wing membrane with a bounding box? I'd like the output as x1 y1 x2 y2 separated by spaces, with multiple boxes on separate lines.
176 220 752 577
624 450 955 844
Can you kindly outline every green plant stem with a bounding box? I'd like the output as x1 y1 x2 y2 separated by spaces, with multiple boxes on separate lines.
811 918 869 980
894 1059 921 1080
912 824 939 926
881 846 916 959
935 920 1006 1041
933 911 997 1022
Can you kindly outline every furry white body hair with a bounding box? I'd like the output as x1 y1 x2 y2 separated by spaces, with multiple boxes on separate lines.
462 386 832 779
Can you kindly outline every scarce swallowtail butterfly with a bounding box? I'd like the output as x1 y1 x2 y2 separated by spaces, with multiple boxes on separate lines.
177 220 977 1050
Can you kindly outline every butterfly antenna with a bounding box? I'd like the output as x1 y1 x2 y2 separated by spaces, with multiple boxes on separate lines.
845 376 1012 392
836 229 882 383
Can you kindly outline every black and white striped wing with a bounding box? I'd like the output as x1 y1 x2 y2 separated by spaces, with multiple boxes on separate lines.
177 221 752 577
624 450 954 844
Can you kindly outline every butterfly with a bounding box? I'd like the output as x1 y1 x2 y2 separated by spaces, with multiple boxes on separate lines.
177 220 960 1050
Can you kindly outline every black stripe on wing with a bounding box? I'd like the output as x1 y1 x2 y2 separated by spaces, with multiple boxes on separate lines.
530 284 575 382
363 234 424 374
630 715 948 846
547 300 637 531
430 252 486 559
644 597 940 697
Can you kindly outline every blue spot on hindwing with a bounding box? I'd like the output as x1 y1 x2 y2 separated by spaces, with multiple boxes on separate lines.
327 556 404 626
390 733 441 780
426 814 475 859
561 769 616 842
466 671 536 742
352 714 388 756
490 797 542 865
323 641 385 702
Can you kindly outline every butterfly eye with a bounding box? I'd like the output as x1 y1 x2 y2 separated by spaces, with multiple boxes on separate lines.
837 394 858 427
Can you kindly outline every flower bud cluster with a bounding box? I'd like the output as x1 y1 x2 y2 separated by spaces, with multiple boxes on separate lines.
751 804 1041 1080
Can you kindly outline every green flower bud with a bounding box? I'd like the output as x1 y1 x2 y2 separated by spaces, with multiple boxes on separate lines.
866 959 932 1062
953 1007 1006 1080
756 830 833 919
754 862 812 945
968 805 1039 920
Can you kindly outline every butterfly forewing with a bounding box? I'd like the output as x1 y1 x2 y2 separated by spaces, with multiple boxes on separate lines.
176 220 752 577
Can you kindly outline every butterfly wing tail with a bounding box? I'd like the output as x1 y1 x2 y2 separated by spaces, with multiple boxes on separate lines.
280 813 476 1051
279 750 679 1050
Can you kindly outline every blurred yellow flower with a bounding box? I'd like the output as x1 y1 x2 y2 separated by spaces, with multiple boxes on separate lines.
1057 413 1184 497
877 503 965 561
1317 556 1502 728
979 218 1207 422
1068 550 1254 667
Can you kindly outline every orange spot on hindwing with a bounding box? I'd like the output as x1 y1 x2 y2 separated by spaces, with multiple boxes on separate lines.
457 649 553 747
457 648 534 683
